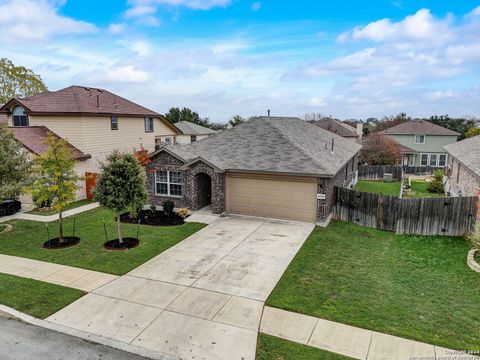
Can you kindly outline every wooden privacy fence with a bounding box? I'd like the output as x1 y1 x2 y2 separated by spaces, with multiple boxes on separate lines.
358 165 437 180
333 187 478 236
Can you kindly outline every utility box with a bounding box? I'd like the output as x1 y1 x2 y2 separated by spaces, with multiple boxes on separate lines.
383 173 393 183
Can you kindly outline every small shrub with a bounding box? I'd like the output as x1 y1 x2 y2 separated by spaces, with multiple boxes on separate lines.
162 199 174 215
428 170 444 194
176 207 189 219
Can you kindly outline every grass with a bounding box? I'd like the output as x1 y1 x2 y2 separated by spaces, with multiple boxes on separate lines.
354 180 401 196
266 221 480 350
0 273 84 318
0 207 205 275
27 199 93 215
403 179 445 198
256 334 353 360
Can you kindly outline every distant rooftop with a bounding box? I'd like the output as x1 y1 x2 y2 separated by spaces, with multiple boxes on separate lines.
175 121 217 135
309 119 358 138
378 119 460 136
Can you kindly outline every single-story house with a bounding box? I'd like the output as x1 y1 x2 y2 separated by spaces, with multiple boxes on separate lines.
444 135 480 197
147 116 362 223
377 119 459 167
309 119 363 143
173 121 217 145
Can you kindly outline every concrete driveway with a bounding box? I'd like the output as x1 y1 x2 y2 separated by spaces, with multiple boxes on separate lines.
47 216 314 360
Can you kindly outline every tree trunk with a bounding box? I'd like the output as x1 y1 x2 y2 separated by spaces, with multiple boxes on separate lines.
59 211 64 242
117 215 123 244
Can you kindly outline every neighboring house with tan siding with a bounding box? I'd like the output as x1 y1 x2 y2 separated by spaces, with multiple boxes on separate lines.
444 136 480 197
173 121 217 145
1 86 182 202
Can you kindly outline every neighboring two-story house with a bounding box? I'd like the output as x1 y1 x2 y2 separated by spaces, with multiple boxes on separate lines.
1 86 181 202
377 120 459 167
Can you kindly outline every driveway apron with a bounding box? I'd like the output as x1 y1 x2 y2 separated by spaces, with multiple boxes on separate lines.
47 217 314 360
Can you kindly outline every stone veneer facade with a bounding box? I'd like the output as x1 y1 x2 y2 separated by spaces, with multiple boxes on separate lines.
148 150 358 222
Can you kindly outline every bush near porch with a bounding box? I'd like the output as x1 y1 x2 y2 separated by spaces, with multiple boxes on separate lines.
0 207 205 275
266 221 480 350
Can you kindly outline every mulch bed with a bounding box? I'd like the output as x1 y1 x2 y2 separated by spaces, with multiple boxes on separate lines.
43 236 80 249
120 210 185 226
104 237 139 250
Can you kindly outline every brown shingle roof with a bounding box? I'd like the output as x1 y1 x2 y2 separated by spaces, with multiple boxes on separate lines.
377 119 460 136
10 126 90 161
309 119 358 138
2 86 161 117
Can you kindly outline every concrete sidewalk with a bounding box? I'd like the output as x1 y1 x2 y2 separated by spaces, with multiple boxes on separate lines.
260 306 479 360
0 254 117 292
0 202 100 223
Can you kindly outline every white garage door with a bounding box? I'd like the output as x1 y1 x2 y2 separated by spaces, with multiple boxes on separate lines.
226 173 318 222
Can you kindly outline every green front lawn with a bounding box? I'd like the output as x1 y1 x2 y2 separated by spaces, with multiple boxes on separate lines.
256 334 353 360
403 179 445 198
266 221 480 350
0 273 85 319
354 180 401 196
27 199 93 215
0 207 205 275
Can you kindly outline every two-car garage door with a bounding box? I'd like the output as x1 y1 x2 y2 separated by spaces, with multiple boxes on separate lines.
226 173 318 222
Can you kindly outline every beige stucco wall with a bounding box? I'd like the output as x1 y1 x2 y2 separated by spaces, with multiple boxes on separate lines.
449 158 480 196
176 134 210 144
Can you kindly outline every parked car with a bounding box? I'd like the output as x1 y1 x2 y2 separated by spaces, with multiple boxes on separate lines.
0 200 21 216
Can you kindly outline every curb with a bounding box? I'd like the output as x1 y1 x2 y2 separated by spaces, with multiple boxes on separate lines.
0 304 177 360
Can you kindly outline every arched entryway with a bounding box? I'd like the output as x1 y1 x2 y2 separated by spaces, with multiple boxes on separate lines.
194 172 212 210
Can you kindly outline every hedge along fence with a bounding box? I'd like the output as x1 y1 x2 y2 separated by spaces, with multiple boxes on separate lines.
357 165 437 181
333 187 478 236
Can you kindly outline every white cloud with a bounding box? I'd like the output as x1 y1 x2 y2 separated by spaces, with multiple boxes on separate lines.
468 6 480 17
0 0 96 42
251 2 261 11
125 5 156 17
128 0 231 11
307 97 326 107
108 23 126 33
93 66 149 83
343 9 454 44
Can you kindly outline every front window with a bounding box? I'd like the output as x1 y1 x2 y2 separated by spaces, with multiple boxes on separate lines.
12 106 28 126
111 116 118 130
414 134 425 144
155 170 183 197
144 117 154 132
191 135 197 142
164 137 171 145
429 154 438 166
438 154 447 167
421 153 428 166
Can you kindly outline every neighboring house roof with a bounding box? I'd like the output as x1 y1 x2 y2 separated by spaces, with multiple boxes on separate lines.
10 126 91 161
377 119 460 136
175 121 217 135
1 86 160 117
398 143 417 154
444 135 480 179
309 119 358 138
153 116 362 177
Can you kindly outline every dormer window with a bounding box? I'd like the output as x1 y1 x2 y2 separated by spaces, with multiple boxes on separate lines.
12 106 28 126
414 134 425 144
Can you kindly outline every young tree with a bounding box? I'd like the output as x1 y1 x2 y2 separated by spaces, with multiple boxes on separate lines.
359 134 402 165
94 152 147 243
0 58 48 104
134 146 151 167
465 127 480 138
27 134 81 241
228 115 245 127
165 106 211 128
0 124 31 200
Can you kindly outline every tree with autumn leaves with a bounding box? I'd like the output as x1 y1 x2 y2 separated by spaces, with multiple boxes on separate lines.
359 134 402 165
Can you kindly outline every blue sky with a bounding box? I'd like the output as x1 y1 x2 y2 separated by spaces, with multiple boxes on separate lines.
1 0 479 121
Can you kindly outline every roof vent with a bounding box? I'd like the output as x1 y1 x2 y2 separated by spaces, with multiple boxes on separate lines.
96 95 100 108
267 109 271 117
331 138 334 151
